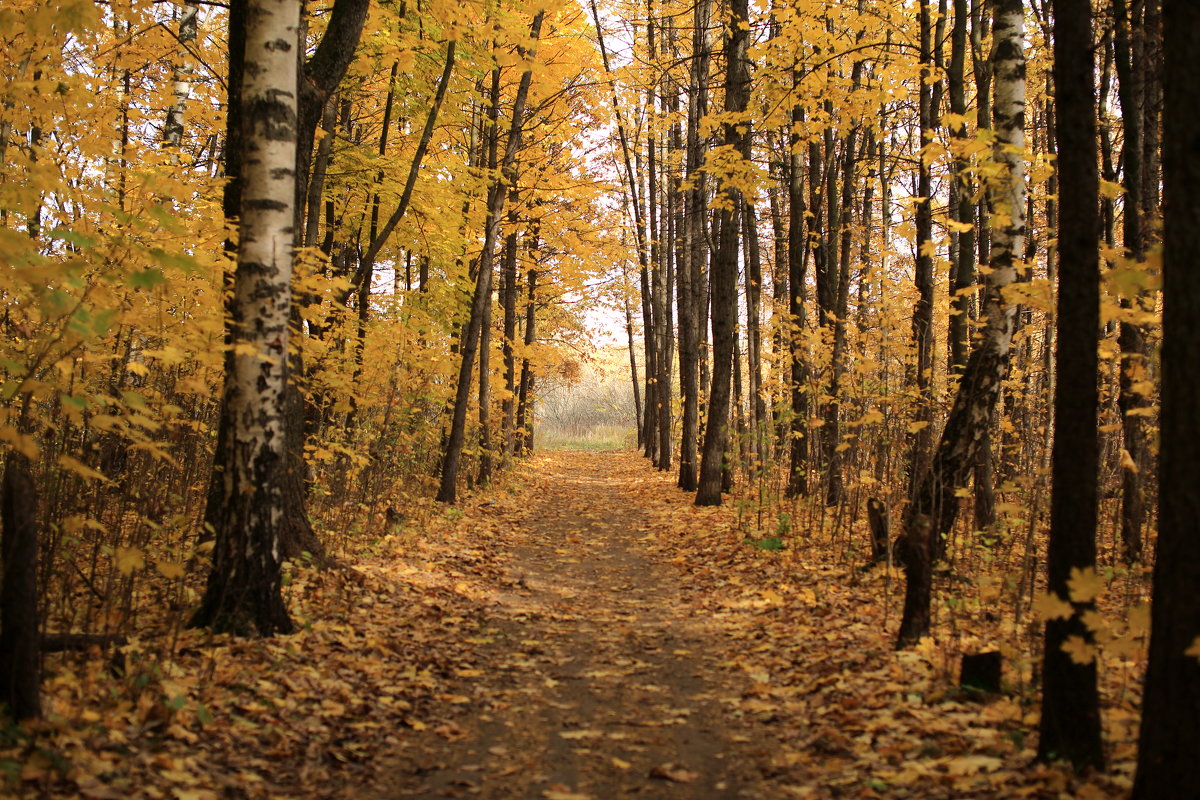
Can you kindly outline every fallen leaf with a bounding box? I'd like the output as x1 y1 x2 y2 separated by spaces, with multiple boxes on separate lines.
649 763 700 783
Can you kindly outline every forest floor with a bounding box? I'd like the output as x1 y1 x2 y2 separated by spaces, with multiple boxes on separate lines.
7 451 1140 799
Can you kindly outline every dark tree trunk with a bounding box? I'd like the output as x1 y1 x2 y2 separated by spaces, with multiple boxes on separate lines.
1113 0 1149 564
646 3 672 471
907 0 936 504
0 453 41 721
500 215 521 458
824 91 862 507
787 89 809 499
589 0 655 455
1037 0 1104 770
676 0 711 491
477 235 497 485
949 0 977 373
514 267 538 457
696 0 750 506
276 0 368 562
438 13 544 503
622 257 643 442
743 200 767 470
1132 2 1200 792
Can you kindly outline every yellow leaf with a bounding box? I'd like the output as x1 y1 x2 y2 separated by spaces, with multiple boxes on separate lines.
559 729 604 740
945 754 1004 775
115 546 144 575
171 789 217 800
859 409 885 425
1067 566 1104 604
0 426 40 459
156 560 185 579
1032 591 1073 622
907 421 929 434
543 791 591 800
1128 602 1151 635
1120 448 1139 474
1062 635 1097 665
1186 637 1200 661
57 454 108 482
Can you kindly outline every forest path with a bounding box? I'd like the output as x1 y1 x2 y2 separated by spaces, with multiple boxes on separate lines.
376 450 779 799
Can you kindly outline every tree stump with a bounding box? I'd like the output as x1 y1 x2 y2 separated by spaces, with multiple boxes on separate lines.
960 651 1002 694
867 497 890 564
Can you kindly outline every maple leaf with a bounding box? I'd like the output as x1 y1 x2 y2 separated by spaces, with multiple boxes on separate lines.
1067 567 1105 604
1062 635 1098 665
115 546 145 575
1031 591 1073 621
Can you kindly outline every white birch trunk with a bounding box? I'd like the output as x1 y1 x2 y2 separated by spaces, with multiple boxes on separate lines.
897 0 1026 646
163 0 199 153
983 0 1026 353
191 0 299 635
231 0 299 544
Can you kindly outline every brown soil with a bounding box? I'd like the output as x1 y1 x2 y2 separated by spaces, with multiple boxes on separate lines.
376 451 780 799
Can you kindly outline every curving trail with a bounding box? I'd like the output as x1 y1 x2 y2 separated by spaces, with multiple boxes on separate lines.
377 451 777 799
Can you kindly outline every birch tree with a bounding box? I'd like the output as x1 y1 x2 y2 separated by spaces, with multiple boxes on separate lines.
896 0 1026 647
190 0 301 636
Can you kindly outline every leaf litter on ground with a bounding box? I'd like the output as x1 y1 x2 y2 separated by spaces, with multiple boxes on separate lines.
3 450 1144 799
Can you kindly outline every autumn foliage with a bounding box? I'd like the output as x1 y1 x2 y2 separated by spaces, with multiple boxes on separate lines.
0 0 1197 796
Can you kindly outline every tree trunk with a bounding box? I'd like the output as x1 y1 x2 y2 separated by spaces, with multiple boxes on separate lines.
1132 2 1200 792
162 0 199 153
948 0 977 373
191 0 301 636
514 266 538 457
276 0 369 562
743 200 767 470
896 0 1026 648
786 91 810 499
676 0 711 491
696 0 750 506
0 453 40 720
437 13 544 503
500 213 521 458
1036 0 1105 769
907 0 936 505
1113 0 1149 564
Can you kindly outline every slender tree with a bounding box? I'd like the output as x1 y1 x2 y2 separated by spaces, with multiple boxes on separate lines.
162 0 199 153
1036 0 1104 769
786 79 809 499
896 0 1026 647
696 0 750 505
677 0 712 491
438 13 545 503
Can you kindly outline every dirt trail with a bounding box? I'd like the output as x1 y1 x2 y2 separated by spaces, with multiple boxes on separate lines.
378 451 778 799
